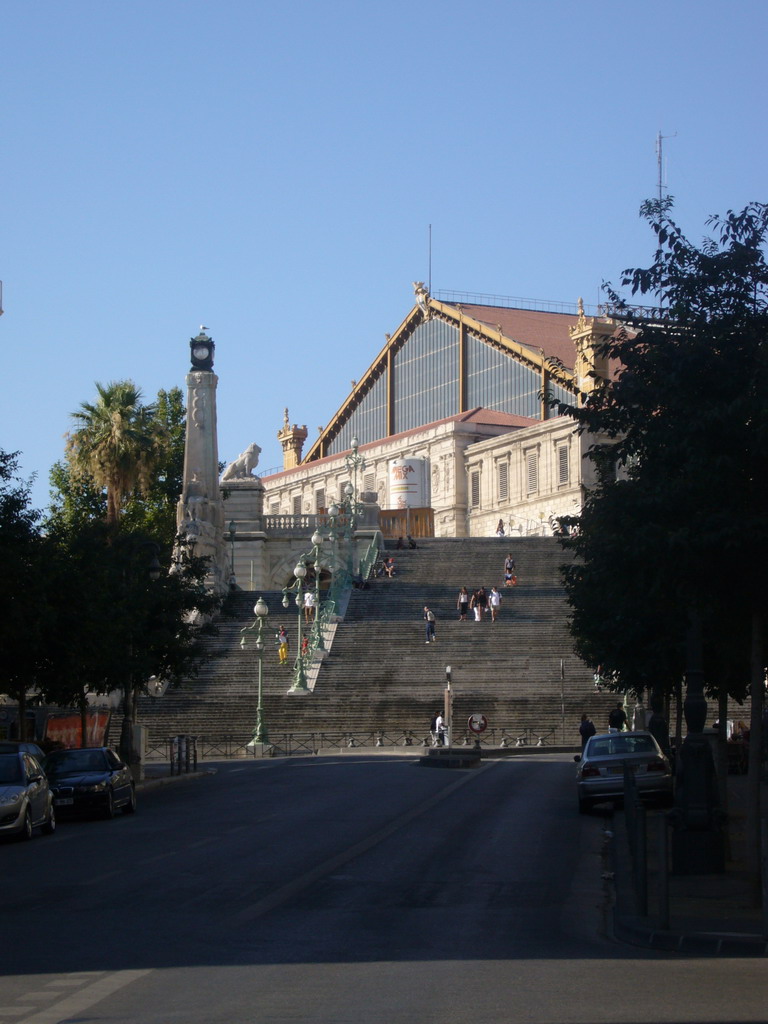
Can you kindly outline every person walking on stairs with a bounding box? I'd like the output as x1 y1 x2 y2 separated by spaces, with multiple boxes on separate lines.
424 605 436 643
489 586 502 622
277 626 289 665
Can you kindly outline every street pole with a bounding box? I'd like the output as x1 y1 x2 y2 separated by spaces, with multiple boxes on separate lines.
445 665 452 748
241 597 269 745
283 560 309 694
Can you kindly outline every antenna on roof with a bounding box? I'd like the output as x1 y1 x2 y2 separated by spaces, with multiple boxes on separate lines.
656 130 677 202
428 224 432 294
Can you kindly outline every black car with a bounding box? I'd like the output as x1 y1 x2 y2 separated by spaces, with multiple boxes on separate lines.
44 747 136 818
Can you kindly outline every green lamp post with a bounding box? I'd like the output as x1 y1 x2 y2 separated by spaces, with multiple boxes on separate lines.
283 560 310 693
240 596 270 744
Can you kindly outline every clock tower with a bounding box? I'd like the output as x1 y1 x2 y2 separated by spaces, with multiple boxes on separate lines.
176 329 228 592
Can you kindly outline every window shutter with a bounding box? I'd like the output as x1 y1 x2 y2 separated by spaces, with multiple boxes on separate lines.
558 444 569 485
498 462 509 502
526 450 538 494
470 471 480 508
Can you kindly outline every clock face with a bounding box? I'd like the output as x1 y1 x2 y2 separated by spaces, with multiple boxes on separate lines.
192 344 210 361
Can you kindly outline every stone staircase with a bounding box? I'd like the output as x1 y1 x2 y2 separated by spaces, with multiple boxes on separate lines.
137 537 621 748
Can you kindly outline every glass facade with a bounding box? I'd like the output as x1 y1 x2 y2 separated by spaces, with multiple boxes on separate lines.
392 319 459 433
324 315 573 456
328 373 387 456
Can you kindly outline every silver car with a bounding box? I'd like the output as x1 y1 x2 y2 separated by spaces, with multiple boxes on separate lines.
0 751 56 840
575 730 673 814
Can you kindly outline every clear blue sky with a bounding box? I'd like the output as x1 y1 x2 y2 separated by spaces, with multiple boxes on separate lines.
2 0 765 510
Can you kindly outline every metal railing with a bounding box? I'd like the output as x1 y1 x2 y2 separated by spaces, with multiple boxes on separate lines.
145 727 567 762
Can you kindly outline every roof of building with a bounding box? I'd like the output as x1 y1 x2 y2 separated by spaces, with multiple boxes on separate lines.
443 302 580 371
299 289 610 465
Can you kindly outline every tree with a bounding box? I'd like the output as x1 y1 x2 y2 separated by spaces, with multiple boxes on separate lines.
66 380 167 526
554 199 768 889
0 451 46 740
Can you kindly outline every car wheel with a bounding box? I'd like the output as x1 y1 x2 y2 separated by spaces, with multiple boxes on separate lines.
18 807 33 841
42 804 56 835
122 785 137 815
104 789 116 819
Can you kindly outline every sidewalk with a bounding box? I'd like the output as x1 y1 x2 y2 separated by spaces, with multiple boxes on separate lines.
611 773 768 956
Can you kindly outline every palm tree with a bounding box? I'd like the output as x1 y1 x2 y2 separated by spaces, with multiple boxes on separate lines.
66 381 166 525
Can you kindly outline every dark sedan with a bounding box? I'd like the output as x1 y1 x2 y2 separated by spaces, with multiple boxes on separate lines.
44 747 136 818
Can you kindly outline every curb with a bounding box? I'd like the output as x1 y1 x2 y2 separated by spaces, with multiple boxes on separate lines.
613 911 768 957
136 768 218 791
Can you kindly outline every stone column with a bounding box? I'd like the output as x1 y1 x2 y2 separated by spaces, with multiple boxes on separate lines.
176 334 228 593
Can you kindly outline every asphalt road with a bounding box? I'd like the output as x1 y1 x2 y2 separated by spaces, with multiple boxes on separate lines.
1 753 766 1023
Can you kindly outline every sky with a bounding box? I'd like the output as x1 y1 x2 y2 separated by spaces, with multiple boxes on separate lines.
2 0 766 511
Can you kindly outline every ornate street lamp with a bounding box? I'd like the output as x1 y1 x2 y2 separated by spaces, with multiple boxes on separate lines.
240 597 269 744
344 435 366 525
309 528 327 652
282 560 309 693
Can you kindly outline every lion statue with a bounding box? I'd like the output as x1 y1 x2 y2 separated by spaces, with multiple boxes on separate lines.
221 442 262 481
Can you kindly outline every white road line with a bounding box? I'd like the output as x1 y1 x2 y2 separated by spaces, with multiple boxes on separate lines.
15 970 151 1024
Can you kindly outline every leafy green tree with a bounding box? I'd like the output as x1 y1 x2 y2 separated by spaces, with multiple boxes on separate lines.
555 198 768 889
66 380 167 526
0 451 46 740
52 386 185 548
121 387 186 546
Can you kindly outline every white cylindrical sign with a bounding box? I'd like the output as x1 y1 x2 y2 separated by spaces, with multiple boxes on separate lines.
388 458 427 509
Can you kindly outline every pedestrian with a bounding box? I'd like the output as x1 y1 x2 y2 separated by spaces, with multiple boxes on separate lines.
424 605 436 643
277 627 289 665
303 589 316 624
457 586 470 620
496 518 505 537
579 713 596 750
474 586 488 621
608 702 628 732
430 711 440 747
489 585 502 622
407 534 418 549
396 536 404 549
384 557 396 577
504 553 516 587
435 711 447 746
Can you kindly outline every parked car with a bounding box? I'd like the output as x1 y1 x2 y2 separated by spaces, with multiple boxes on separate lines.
0 740 47 761
575 730 673 814
44 747 136 818
0 751 56 840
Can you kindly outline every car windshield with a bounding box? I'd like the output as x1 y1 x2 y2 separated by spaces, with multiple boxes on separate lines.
587 735 656 757
0 754 22 784
45 750 108 774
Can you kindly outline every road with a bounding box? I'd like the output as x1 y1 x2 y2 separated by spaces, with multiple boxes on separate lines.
1 752 766 1023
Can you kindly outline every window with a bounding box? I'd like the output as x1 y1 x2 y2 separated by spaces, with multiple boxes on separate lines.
292 494 302 516
363 473 374 495
557 443 569 485
526 449 538 494
315 489 325 512
470 470 480 509
270 502 279 515
497 461 509 502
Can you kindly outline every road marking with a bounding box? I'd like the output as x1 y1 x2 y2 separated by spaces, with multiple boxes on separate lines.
232 761 496 924
14 970 151 1024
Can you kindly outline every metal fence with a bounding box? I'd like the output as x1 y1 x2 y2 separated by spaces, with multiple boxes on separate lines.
145 726 563 763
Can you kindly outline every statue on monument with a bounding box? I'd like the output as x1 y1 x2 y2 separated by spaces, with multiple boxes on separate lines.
221 443 262 481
